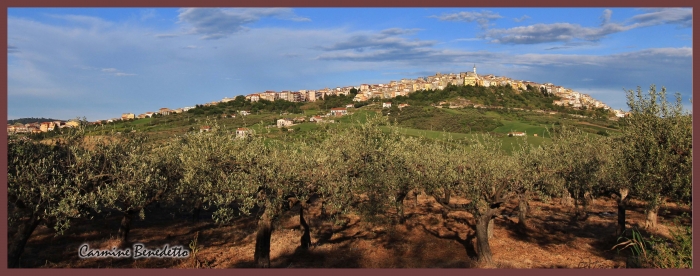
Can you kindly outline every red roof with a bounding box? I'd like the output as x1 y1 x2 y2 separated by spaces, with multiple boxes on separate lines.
330 107 347 110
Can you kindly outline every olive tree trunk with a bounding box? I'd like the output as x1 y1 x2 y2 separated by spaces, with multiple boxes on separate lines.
8 215 41 268
254 210 274 268
517 192 530 229
615 188 629 236
645 206 659 230
395 190 408 224
475 210 497 264
192 198 202 223
118 209 137 247
299 204 311 249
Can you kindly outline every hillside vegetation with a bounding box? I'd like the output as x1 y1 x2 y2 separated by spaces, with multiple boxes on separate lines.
8 85 691 268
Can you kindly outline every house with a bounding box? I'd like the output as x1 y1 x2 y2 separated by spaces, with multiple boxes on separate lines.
346 104 354 108
261 91 278 101
382 102 392 108
65 120 81 128
239 110 251 116
221 97 235 103
277 118 294 128
13 125 29 133
330 107 348 116
508 132 526 137
40 122 55 132
159 108 173 116
398 103 410 109
236 128 253 139
614 109 627 118
293 117 306 123
309 116 324 123
200 126 212 133
246 94 260 102
137 114 147 119
121 113 135 120
353 94 367 102
145 112 155 118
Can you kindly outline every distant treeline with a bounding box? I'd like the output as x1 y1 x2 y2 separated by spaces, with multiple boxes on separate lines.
8 117 63 125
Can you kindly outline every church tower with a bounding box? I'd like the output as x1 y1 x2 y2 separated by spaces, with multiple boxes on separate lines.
473 64 477 75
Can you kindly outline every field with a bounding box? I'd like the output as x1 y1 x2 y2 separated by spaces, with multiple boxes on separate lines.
18 194 690 268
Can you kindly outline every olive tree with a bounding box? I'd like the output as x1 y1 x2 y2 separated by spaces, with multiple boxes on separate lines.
95 133 179 246
546 127 609 219
622 85 692 229
7 129 99 267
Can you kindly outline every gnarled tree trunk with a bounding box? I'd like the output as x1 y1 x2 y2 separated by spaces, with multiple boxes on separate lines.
395 190 408 224
517 191 530 229
254 210 274 268
8 214 41 268
615 188 629 236
475 210 496 264
645 206 659 230
299 203 311 249
192 198 202 223
118 209 137 247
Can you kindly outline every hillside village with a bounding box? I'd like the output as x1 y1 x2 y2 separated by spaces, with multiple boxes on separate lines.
7 66 629 134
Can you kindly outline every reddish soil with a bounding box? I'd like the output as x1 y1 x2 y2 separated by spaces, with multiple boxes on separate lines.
18 195 691 268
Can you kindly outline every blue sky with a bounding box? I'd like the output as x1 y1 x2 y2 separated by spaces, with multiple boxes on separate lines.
7 8 692 121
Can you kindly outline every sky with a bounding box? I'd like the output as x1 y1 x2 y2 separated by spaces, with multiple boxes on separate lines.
7 8 693 121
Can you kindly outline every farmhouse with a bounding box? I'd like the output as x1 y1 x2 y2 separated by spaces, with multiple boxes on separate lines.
236 128 253 139
277 118 294 128
330 108 348 116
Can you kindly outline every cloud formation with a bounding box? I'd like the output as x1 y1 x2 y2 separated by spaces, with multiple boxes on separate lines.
430 10 503 29
101 67 135 76
321 28 434 52
514 15 530 22
317 28 498 64
8 44 20 53
483 8 691 45
629 8 692 28
482 17 635 44
177 8 310 40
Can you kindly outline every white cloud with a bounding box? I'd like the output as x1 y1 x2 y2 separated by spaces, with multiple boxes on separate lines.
177 8 311 40
483 9 691 45
629 8 692 28
430 10 503 29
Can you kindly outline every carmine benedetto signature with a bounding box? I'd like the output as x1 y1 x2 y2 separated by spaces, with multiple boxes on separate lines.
78 243 190 259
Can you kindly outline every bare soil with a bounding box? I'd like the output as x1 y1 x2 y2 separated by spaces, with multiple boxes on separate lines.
17 195 691 268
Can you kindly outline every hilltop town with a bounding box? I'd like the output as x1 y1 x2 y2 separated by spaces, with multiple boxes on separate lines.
7 66 629 134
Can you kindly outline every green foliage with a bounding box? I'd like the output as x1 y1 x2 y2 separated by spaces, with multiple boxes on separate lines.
621 85 692 219
614 220 692 269
388 106 502 133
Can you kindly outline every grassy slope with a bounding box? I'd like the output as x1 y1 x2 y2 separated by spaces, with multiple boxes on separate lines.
76 104 617 154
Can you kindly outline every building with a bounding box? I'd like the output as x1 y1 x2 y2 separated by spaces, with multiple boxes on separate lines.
330 108 348 116
508 132 526 137
382 102 392 108
277 118 294 128
236 128 253 139
463 64 481 86
158 108 173 116
121 113 135 120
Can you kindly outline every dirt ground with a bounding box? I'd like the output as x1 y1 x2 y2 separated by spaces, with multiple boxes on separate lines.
18 194 691 268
